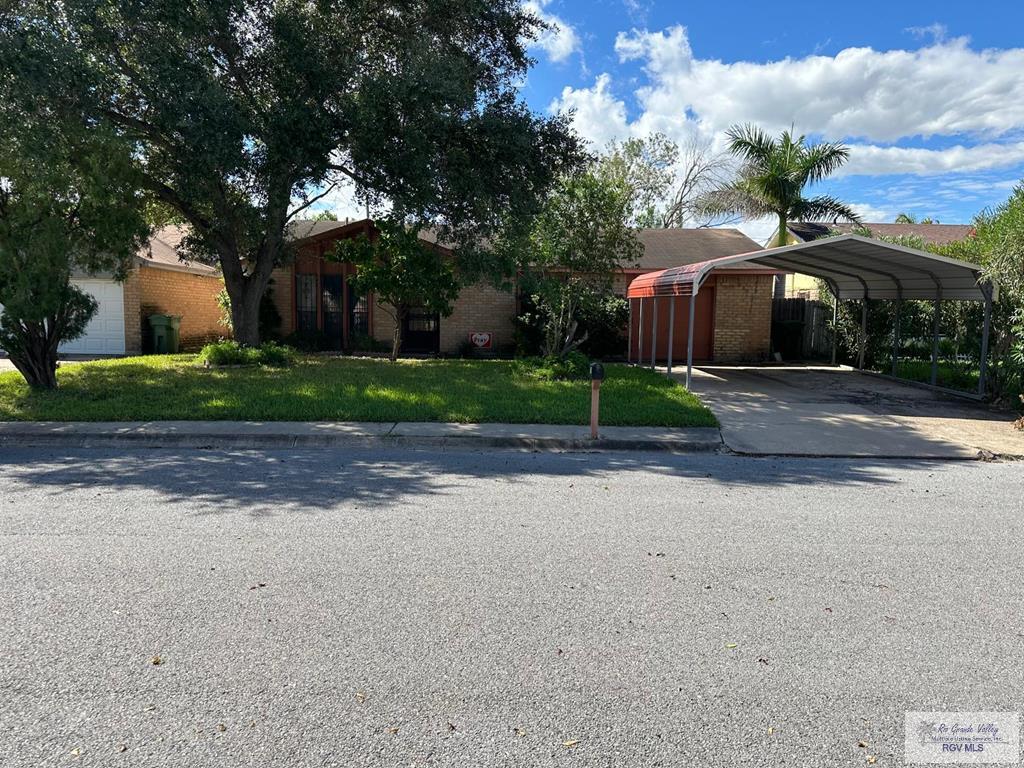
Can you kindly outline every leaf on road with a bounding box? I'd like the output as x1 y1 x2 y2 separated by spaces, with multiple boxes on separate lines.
866 756 877 764
249 583 268 590
386 727 399 735
118 744 128 753
725 643 738 649
757 657 769 665
563 740 579 747
150 655 163 666
355 691 367 703
217 723 227 732
766 727 775 736
514 727 527 737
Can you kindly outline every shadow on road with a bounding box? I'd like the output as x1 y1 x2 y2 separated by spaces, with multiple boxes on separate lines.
0 446 959 515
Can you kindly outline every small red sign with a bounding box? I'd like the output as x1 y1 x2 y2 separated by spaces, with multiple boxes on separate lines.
469 332 493 349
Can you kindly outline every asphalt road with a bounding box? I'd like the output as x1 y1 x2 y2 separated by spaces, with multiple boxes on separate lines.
1 447 1022 767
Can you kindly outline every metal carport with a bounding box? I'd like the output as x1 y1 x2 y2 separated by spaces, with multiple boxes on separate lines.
626 234 997 396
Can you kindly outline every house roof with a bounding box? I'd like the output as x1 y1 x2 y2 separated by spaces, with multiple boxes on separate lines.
628 234 995 302
631 228 773 271
138 226 219 276
788 221 975 246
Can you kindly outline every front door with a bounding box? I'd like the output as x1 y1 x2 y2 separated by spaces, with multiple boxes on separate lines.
401 308 440 355
321 275 343 351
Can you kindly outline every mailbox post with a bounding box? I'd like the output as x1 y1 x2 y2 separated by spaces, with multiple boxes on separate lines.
589 362 605 440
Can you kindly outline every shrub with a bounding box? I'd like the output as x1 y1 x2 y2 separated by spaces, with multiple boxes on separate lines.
197 340 295 368
513 350 590 381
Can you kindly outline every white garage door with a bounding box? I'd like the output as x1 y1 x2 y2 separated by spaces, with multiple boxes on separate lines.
59 279 126 356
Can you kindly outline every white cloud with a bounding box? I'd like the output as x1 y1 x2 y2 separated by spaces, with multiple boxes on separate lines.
550 73 629 148
525 0 581 64
558 26 1024 166
842 142 1024 176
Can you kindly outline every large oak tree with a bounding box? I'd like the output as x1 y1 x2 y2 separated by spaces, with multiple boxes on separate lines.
1 0 581 345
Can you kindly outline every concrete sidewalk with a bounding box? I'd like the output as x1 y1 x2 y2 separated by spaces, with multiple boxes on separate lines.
0 420 724 452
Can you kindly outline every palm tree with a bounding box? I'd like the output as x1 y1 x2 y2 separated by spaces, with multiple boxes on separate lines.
703 125 861 247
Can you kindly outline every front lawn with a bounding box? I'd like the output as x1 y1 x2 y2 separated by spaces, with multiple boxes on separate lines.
0 356 717 427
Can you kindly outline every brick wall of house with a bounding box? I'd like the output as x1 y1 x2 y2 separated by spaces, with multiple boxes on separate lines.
371 294 398 349
270 266 295 336
122 268 143 354
439 282 517 354
138 266 226 350
712 274 773 361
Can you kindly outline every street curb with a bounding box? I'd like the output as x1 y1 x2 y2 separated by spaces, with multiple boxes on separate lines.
0 429 724 454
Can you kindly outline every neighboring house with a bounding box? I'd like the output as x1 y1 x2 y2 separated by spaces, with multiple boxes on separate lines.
767 221 976 299
1 226 225 358
270 219 776 361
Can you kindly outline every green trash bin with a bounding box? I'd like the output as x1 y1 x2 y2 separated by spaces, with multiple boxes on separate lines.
149 314 182 354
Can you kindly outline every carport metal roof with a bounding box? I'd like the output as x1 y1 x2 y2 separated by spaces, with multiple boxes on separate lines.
626 234 996 302
625 234 996 397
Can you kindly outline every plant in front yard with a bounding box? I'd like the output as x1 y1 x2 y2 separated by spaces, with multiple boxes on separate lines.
0 116 148 389
332 219 461 361
197 341 295 368
508 161 642 359
513 351 590 381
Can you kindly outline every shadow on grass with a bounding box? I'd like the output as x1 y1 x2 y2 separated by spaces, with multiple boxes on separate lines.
0 446 954 516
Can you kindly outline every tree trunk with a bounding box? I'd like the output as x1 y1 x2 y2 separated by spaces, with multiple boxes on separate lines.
8 327 59 390
777 212 788 248
229 285 263 347
390 306 405 362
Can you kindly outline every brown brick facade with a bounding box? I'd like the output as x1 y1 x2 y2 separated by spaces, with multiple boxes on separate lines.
712 274 773 361
122 269 143 355
270 266 295 336
439 282 517 354
137 265 226 351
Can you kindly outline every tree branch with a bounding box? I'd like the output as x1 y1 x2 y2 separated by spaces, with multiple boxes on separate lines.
287 182 339 222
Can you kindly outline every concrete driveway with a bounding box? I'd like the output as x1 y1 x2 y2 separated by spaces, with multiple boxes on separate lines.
686 365 1024 459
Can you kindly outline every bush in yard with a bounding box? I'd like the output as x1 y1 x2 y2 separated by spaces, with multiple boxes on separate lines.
504 164 641 359
513 351 590 381
0 115 148 389
198 341 295 368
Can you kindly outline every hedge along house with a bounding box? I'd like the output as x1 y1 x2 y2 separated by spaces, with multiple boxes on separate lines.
628 234 997 395
269 220 776 358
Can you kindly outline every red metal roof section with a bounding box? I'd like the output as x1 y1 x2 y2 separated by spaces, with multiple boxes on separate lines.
626 252 780 298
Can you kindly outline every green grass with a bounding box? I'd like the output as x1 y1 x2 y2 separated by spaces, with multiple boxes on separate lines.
887 359 980 392
0 355 717 427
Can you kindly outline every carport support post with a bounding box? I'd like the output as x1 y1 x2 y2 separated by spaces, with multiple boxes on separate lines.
978 283 993 397
930 290 942 387
627 298 633 364
685 291 696 390
650 296 658 370
830 297 838 366
891 290 903 377
666 296 675 374
636 299 644 367
858 299 868 370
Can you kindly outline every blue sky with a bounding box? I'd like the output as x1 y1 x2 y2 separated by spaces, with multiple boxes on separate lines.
515 0 1024 241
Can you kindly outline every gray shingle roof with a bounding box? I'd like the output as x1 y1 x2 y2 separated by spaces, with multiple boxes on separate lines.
789 221 975 247
632 228 771 270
